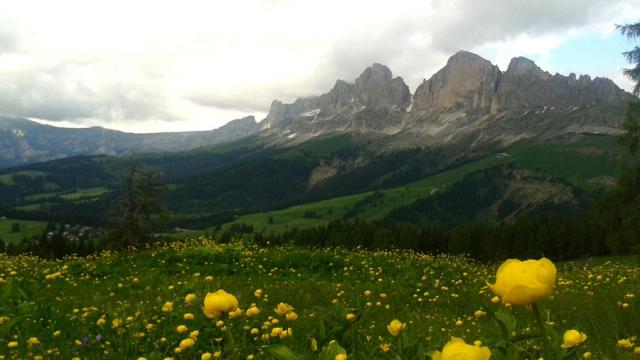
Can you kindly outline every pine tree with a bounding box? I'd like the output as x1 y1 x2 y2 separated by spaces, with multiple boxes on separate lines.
107 162 167 248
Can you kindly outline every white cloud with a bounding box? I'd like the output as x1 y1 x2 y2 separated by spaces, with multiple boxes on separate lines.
0 0 638 132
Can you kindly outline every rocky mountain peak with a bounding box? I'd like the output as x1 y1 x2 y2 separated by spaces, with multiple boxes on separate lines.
355 63 393 84
506 56 545 77
412 50 501 113
260 63 411 131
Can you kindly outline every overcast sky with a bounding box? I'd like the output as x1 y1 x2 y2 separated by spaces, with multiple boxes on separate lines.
1 0 639 133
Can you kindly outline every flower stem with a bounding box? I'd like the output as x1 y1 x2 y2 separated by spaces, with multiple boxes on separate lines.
531 303 553 359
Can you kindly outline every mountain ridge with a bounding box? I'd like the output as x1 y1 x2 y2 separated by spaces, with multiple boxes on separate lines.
0 115 260 168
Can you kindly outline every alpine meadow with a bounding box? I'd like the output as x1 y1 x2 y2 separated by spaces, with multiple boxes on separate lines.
0 2 640 359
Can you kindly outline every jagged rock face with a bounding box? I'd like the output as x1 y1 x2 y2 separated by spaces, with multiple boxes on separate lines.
491 57 631 112
260 63 411 130
412 52 633 115
413 51 501 113
353 63 411 109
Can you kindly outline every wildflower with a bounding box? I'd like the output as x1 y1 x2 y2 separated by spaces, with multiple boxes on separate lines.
335 354 347 360
184 293 196 304
246 306 260 317
184 313 194 320
202 353 212 360
176 325 188 333
203 290 239 318
582 352 592 359
179 338 195 349
286 311 298 321
27 337 39 347
346 313 356 321
488 258 556 306
162 301 174 313
275 303 293 316
561 330 587 348
254 289 263 298
617 338 634 349
432 337 491 360
7 341 18 348
387 319 406 336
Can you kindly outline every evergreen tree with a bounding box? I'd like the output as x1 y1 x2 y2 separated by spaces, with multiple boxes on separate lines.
107 162 167 248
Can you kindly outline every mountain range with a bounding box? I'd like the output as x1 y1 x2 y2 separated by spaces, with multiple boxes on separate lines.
0 50 633 168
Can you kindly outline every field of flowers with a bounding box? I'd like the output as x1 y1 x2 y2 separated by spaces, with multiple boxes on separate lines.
0 237 638 359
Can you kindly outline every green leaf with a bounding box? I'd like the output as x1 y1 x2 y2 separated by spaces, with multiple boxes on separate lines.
262 344 303 360
319 341 346 360
494 308 517 338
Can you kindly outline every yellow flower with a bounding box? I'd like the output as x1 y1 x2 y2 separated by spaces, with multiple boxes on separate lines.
96 318 106 326
275 303 293 316
254 289 263 298
432 337 491 360
203 290 239 318
162 301 174 313
346 313 356 321
7 341 18 348
286 311 298 321
246 306 261 317
184 293 196 304
582 351 592 359
488 258 556 306
387 319 406 336
176 325 188 333
179 338 195 349
112 319 121 328
27 337 39 347
233 307 247 318
184 313 194 320
561 330 587 348
335 354 347 360
201 353 212 360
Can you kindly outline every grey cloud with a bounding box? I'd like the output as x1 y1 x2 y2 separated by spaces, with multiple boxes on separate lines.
0 61 177 123
0 19 22 54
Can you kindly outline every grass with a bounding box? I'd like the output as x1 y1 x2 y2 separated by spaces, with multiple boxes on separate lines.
226 135 629 234
0 170 46 185
508 136 628 190
226 156 509 233
0 239 637 359
0 218 47 244
60 187 110 201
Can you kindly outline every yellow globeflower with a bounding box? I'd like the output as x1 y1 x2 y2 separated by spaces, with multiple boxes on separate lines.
335 354 347 360
179 338 195 349
488 258 556 306
162 301 174 313
561 330 587 348
286 312 298 321
432 337 491 360
275 303 293 316
184 293 196 304
176 325 188 333
387 319 406 336
201 353 212 360
246 306 261 317
203 290 239 318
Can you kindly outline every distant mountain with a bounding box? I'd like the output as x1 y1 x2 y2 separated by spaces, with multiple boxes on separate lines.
0 115 259 168
259 50 634 150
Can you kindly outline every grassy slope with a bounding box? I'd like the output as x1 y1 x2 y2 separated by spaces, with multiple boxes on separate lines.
0 241 637 359
0 218 47 244
226 136 627 233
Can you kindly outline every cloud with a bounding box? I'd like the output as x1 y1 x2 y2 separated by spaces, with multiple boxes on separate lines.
0 0 638 132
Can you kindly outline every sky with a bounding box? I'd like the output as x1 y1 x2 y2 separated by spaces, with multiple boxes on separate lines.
1 0 639 133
